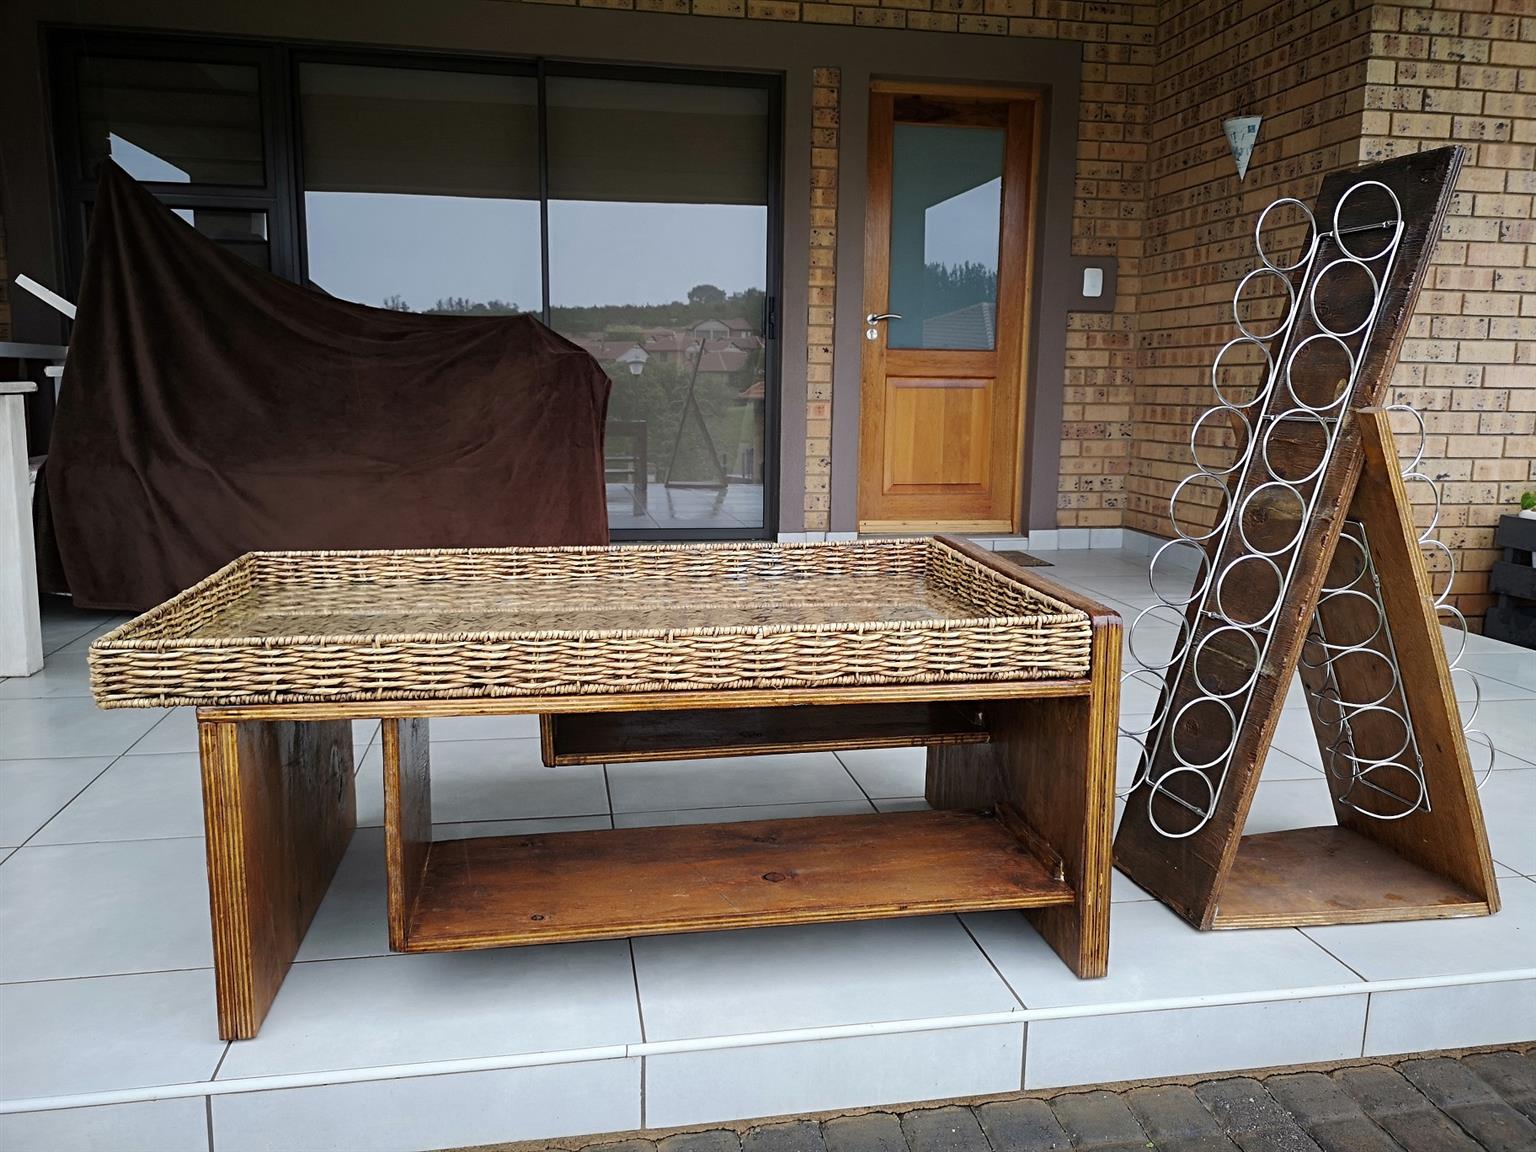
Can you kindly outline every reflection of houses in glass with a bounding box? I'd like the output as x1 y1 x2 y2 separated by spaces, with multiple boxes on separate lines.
921 301 996 350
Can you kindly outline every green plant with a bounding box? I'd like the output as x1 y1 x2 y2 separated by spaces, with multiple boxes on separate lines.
1522 491 1536 512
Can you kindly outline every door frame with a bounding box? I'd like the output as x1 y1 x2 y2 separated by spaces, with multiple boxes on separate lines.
857 79 1043 535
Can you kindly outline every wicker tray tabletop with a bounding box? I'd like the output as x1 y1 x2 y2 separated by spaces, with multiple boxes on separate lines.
88 537 1093 707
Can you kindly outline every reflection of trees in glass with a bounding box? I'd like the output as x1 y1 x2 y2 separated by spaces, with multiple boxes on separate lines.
922 260 997 315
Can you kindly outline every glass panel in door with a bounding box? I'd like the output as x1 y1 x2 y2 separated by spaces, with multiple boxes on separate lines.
886 124 1004 351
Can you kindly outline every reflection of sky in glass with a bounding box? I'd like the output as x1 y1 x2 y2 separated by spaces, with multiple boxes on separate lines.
302 195 767 312
305 192 542 311
108 133 189 182
924 177 1001 271
549 201 768 308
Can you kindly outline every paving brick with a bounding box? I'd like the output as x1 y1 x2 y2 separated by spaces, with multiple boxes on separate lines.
1398 1057 1536 1152
1193 1078 1323 1152
821 1113 907 1152
658 1132 744 1152
1333 1066 1483 1152
741 1121 827 1152
898 1106 989 1152
1049 1090 1152 1150
1123 1085 1239 1152
1460 1051 1536 1124
974 1098 1072 1150
1262 1072 1405 1152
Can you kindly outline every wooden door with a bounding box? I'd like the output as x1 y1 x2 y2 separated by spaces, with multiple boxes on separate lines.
858 85 1038 533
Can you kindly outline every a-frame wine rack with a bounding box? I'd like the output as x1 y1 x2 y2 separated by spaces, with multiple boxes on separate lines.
1113 146 1501 930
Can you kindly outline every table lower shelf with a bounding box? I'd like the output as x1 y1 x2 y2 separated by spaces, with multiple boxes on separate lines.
398 807 1074 952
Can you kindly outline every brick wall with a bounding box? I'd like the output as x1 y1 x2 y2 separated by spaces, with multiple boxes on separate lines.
805 67 839 532
1130 0 1374 542
1128 0 1533 629
1362 4 1535 625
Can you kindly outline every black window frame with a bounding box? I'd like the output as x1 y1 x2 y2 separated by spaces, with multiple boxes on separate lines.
46 29 783 542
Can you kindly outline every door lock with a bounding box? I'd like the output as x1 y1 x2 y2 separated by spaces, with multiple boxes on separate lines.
865 312 902 341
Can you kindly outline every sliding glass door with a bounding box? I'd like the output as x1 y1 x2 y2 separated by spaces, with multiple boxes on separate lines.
52 34 780 538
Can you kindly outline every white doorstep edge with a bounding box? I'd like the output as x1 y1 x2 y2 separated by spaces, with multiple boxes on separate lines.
5 967 1532 1114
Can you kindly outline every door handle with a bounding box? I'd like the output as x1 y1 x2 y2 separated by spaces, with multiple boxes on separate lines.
865 313 902 341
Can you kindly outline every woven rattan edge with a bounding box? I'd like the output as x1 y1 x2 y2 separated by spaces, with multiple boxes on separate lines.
89 537 1091 652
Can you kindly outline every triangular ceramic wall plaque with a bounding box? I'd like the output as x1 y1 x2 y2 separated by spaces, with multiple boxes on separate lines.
1224 115 1262 181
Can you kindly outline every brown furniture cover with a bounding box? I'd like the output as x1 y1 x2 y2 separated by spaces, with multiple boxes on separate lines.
36 162 610 612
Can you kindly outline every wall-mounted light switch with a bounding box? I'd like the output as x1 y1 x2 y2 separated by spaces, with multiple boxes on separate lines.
1083 267 1104 298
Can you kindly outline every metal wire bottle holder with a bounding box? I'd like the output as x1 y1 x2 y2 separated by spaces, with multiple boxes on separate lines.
1120 181 1494 839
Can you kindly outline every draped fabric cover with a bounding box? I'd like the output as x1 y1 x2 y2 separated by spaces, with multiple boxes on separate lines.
36 161 610 612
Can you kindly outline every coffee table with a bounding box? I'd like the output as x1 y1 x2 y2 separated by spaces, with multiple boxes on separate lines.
91 536 1120 1038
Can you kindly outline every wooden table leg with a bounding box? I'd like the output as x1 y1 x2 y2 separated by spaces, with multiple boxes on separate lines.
198 716 355 1039
926 619 1120 977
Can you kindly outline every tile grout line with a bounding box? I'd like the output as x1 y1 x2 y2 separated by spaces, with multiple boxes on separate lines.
628 938 647 1131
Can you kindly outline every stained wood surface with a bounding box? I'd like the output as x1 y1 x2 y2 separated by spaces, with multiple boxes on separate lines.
540 701 989 766
1324 408 1498 905
383 717 432 952
857 88 1038 531
928 537 1120 977
1114 146 1467 930
198 717 354 1040
400 808 1074 951
197 677 1091 723
1213 825 1489 928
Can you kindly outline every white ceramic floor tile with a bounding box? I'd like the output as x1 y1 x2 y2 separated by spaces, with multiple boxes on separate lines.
355 738 608 826
1111 867 1154 903
1363 978 1536 1056
834 746 925 799
1268 707 1326 769
0 839 212 982
0 848 12 866
38 605 122 656
31 753 203 844
1467 699 1536 768
0 699 166 760
425 714 541 741
0 652 94 699
1024 995 1368 1090
1479 768 1536 876
219 943 641 1079
607 752 863 813
49 619 133 656
646 1024 1023 1130
0 1098 209 1152
1242 775 1341 836
212 1059 639 1152
0 969 226 1098
1459 651 1536 694
0 758 111 846
126 709 200 755
634 916 1017 1041
299 817 614 962
1301 875 1536 979
872 796 930 812
614 799 874 828
966 900 1358 1009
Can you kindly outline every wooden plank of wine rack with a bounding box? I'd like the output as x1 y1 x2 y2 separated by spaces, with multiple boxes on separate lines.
1114 147 1472 930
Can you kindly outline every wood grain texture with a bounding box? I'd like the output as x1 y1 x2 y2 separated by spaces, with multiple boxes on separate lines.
198 716 354 1039
401 809 1074 950
857 87 1037 531
927 537 1120 977
382 717 432 952
540 701 989 766
197 677 1091 723
1328 408 1498 906
1213 825 1489 928
1113 147 1466 931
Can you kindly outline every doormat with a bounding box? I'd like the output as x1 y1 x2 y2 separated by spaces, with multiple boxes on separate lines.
995 550 1053 568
